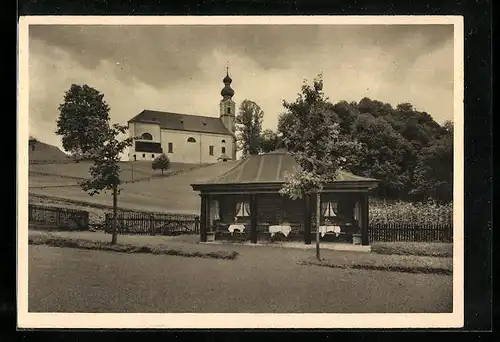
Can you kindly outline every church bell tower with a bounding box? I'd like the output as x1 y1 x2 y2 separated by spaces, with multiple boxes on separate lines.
220 67 237 160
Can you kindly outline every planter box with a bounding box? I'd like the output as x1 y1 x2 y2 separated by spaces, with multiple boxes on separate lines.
352 234 362 245
206 232 216 242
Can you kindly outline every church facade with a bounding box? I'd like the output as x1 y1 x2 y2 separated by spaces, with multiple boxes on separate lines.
127 71 237 164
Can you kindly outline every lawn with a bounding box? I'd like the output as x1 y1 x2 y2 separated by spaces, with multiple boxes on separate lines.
371 242 453 258
29 161 204 182
28 160 240 214
29 244 453 313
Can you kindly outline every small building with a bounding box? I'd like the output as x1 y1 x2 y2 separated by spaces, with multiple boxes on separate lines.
191 150 379 246
127 70 237 164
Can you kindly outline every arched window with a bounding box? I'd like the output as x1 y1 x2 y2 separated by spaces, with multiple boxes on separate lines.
221 139 226 143
187 137 196 143
141 132 153 140
222 147 226 154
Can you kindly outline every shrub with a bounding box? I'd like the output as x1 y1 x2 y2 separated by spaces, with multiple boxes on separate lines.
152 153 170 175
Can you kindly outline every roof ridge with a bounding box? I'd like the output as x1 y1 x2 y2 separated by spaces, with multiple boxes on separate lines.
140 109 222 121
209 158 248 183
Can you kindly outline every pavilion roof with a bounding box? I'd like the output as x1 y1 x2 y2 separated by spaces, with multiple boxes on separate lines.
191 150 379 192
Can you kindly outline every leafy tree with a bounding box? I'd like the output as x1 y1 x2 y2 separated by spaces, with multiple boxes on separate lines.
259 129 280 153
152 153 170 175
352 113 413 199
236 100 264 156
56 84 111 159
56 84 133 245
278 75 362 260
411 121 453 203
79 123 133 245
330 100 358 135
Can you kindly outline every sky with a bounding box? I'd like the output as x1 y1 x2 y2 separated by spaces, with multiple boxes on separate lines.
28 24 454 150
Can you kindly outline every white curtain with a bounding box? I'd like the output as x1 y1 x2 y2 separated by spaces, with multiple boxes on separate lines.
322 201 337 218
236 201 250 217
211 199 220 221
354 201 361 228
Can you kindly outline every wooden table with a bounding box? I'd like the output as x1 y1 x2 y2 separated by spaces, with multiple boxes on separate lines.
228 224 246 233
268 225 292 237
318 225 342 237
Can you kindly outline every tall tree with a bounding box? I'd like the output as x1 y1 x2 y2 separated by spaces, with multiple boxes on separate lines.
411 120 453 203
278 75 361 260
351 113 413 199
56 84 133 244
236 100 264 156
56 84 111 159
79 123 133 245
259 129 279 153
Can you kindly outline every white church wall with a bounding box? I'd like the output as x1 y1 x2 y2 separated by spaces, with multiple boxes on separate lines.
160 129 233 164
128 122 162 161
134 122 161 141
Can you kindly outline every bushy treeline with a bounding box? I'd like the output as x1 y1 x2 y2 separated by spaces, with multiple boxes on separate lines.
264 97 453 204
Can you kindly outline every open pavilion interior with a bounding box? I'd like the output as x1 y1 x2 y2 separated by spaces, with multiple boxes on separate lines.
191 150 379 246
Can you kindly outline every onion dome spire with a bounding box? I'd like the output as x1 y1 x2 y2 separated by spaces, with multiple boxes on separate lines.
221 67 235 98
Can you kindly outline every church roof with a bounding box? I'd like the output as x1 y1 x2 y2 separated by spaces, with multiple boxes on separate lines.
128 110 234 136
191 150 379 192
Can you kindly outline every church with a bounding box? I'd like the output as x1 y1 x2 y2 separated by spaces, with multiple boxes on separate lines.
127 70 237 164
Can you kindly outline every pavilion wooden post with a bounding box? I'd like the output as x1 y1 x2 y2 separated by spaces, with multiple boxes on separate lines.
200 194 209 243
361 192 370 246
250 194 258 244
304 194 312 244
315 192 321 260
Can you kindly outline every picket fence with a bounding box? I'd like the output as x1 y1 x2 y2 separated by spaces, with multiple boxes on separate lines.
104 212 200 236
28 203 89 231
368 222 453 243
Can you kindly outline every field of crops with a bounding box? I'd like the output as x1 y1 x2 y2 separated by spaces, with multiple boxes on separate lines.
369 198 452 226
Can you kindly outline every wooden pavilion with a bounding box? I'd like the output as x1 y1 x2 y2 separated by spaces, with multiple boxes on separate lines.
191 150 379 245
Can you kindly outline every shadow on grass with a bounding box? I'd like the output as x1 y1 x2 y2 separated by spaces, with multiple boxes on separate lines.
29 235 239 260
297 259 452 276
371 242 453 258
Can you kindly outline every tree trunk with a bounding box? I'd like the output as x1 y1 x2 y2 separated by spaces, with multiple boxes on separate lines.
111 183 118 245
316 191 321 260
161 169 164 176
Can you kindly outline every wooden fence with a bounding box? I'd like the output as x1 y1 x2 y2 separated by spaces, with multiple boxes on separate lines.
368 222 453 243
104 212 200 236
28 203 89 231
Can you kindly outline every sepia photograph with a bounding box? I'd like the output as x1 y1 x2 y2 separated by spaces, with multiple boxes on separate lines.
17 16 464 329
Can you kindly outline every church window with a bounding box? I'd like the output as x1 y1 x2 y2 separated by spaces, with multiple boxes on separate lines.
187 137 196 143
227 107 231 114
209 146 214 156
168 143 173 153
222 146 226 154
221 139 226 143
142 154 146 158
141 132 153 140
152 154 155 159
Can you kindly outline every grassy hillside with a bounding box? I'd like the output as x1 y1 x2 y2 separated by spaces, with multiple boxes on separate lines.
29 161 204 183
28 160 240 214
29 140 70 163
